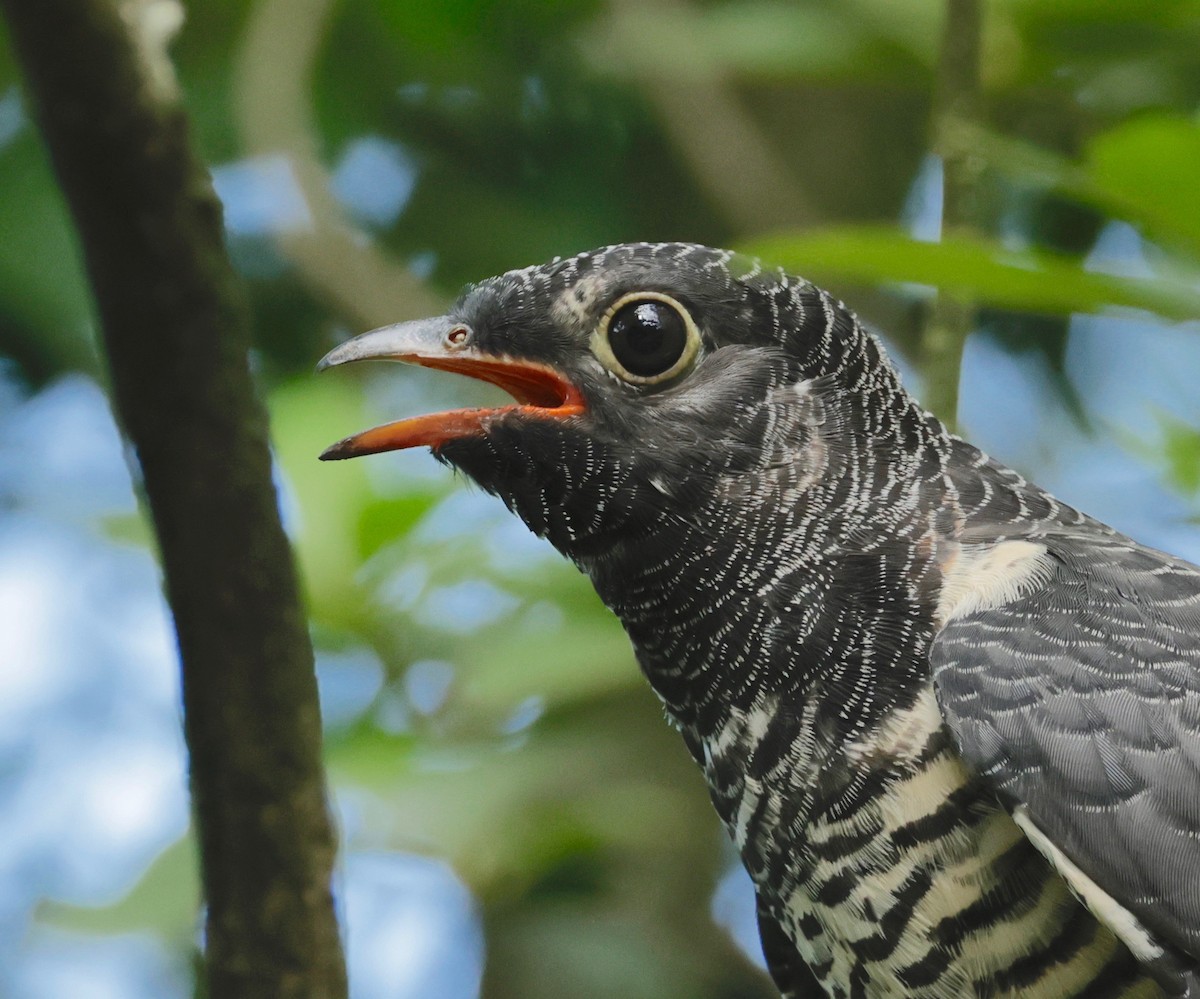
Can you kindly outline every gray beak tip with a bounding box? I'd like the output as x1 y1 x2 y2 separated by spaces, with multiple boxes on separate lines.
315 340 360 373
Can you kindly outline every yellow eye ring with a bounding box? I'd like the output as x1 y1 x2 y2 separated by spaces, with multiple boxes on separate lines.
592 292 700 385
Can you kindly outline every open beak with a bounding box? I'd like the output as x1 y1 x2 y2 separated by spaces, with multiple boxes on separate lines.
316 318 585 460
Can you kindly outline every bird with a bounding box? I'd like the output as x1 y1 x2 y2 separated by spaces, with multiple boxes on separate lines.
318 242 1200 999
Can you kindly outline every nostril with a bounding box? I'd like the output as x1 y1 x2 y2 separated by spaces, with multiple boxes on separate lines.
445 325 470 348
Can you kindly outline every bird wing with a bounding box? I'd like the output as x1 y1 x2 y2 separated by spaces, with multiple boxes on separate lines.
929 529 1200 971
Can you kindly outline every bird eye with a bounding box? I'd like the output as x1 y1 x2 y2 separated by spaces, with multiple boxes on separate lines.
594 293 699 384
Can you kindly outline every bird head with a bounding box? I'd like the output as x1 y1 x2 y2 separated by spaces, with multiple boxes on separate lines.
318 242 918 561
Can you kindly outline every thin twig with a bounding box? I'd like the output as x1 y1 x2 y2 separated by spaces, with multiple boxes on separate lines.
0 1 347 995
922 0 984 430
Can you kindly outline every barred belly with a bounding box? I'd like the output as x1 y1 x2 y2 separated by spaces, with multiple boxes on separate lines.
729 690 1166 999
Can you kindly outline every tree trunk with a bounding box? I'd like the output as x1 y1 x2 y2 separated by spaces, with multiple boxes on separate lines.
0 2 348 996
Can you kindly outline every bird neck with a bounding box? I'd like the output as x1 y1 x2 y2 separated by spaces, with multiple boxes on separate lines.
584 376 951 749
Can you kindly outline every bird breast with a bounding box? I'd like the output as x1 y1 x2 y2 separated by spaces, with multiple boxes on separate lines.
706 684 1164 997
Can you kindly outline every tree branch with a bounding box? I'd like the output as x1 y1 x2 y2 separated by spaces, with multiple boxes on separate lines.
233 0 444 331
0 1 347 996
600 0 818 237
921 0 984 430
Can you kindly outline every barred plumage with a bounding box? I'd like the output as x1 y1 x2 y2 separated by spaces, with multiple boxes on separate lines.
320 243 1200 998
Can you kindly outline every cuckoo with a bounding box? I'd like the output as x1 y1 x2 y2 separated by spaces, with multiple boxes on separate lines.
320 243 1200 998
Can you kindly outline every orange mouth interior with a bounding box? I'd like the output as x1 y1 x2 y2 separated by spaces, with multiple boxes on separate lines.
320 353 585 460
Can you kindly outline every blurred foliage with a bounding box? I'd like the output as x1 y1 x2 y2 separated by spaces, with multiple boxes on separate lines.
1148 414 1200 499
3 1 1200 997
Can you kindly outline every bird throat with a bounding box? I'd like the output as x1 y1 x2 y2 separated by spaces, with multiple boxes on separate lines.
440 360 950 835
441 375 946 747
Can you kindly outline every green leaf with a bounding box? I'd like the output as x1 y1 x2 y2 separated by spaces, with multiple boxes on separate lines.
357 494 441 561
325 723 419 787
1159 414 1200 495
97 511 153 548
37 835 198 938
587 2 912 83
942 118 1200 259
1085 114 1200 256
458 613 638 715
268 375 410 627
745 226 1200 319
0 132 98 379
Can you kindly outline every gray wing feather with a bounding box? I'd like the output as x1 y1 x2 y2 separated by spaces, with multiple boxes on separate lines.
930 531 1200 965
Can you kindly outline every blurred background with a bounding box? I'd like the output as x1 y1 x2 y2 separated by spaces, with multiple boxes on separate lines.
2 1 1200 997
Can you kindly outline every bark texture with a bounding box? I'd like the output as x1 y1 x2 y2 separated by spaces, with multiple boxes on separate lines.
0 2 348 996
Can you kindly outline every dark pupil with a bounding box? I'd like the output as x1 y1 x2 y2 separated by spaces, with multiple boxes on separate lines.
607 300 688 377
